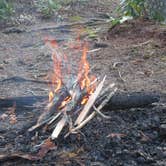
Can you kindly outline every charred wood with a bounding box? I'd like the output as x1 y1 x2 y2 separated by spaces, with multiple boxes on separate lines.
102 92 160 110
0 92 160 110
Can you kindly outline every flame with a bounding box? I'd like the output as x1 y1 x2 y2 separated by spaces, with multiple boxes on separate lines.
58 96 72 110
49 91 54 102
81 95 89 105
78 43 90 90
46 39 63 102
52 51 62 93
78 43 96 96
46 38 96 111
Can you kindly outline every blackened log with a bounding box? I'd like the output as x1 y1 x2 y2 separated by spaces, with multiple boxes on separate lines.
0 96 46 108
0 92 160 110
102 92 160 110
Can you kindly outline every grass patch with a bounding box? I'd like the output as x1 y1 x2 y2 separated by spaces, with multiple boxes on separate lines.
35 0 87 18
0 0 13 20
35 0 61 18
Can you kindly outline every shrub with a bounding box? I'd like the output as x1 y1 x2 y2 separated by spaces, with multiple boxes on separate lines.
119 0 166 21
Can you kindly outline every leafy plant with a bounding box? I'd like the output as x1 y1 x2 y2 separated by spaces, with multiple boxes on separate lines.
85 27 98 39
35 0 62 18
118 0 165 21
0 0 13 20
119 0 146 18
35 0 88 18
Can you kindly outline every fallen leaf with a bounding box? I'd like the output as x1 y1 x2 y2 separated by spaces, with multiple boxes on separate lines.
0 113 8 121
31 138 56 160
140 131 150 142
7 103 17 124
107 133 126 138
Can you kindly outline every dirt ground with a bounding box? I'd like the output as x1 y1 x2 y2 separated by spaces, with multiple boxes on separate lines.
0 0 166 165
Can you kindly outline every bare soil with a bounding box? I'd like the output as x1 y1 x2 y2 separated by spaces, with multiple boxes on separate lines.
0 0 166 165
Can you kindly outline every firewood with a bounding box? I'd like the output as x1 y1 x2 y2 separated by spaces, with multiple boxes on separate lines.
51 116 67 139
0 92 160 110
74 76 106 125
102 92 160 110
67 86 117 136
28 87 70 132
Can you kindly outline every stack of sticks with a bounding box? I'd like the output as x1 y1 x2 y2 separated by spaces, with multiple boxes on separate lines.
28 76 117 140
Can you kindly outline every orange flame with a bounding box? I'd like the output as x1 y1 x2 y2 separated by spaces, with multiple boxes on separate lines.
77 43 96 105
46 38 96 109
78 43 90 90
46 39 63 102
49 91 54 102
58 96 72 110
78 43 96 94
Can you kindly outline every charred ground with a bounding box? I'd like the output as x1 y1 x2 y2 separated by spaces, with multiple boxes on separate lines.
0 0 166 165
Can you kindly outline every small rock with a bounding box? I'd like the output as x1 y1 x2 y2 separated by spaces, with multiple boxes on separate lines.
137 156 146 163
0 64 4 70
159 124 166 137
163 151 166 157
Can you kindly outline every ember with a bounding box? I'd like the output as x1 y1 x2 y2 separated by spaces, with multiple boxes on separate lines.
29 38 117 141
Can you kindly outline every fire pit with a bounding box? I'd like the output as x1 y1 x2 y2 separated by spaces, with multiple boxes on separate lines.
26 38 118 154
0 39 160 161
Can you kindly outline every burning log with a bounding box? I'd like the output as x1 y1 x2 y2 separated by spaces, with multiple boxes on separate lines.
38 87 70 123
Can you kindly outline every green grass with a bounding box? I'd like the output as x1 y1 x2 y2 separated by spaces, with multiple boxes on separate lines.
0 0 13 20
35 0 61 18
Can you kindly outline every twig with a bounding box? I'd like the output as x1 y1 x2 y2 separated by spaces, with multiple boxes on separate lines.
48 112 61 125
97 87 117 111
51 116 67 139
118 69 126 82
67 87 117 136
65 111 96 137
96 83 115 104
93 105 111 119
114 40 153 50
75 76 106 125
28 116 53 132
87 48 101 53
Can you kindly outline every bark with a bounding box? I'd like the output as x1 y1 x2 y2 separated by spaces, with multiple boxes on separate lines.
0 92 160 110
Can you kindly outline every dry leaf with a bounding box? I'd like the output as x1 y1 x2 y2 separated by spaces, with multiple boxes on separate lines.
107 133 126 138
0 113 8 121
7 103 17 124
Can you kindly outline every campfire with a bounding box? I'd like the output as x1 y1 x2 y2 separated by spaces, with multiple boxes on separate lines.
0 38 160 161
28 38 117 140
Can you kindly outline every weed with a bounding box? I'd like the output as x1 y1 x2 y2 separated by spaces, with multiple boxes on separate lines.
0 0 13 20
35 0 88 18
35 0 61 18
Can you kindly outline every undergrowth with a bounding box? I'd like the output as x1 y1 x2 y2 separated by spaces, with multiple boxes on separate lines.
108 0 165 29
35 0 61 18
0 0 13 20
118 0 165 21
35 0 87 18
